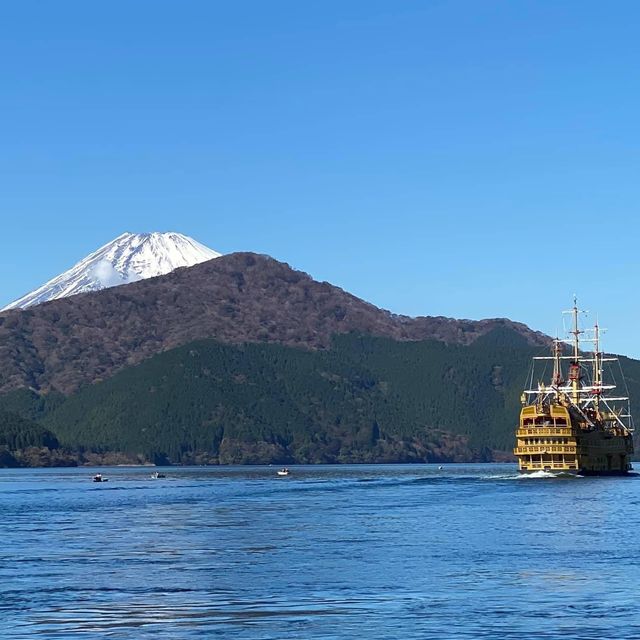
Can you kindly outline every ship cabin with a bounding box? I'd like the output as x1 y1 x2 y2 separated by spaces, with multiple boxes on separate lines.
515 403 577 473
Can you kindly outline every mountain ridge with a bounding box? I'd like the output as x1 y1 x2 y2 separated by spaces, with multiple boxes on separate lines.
0 251 549 395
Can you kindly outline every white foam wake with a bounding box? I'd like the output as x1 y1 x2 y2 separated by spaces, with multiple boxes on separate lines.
517 470 580 479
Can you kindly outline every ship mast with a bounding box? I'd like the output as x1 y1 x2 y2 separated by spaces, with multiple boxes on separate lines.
592 319 602 414
552 338 563 389
568 296 582 404
522 299 634 435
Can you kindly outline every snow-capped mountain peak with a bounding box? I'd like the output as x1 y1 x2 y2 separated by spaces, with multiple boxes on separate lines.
3 232 222 310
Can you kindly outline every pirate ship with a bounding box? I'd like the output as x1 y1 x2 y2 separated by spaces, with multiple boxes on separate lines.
514 299 634 475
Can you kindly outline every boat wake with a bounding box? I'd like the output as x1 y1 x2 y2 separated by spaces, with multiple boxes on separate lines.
518 470 581 479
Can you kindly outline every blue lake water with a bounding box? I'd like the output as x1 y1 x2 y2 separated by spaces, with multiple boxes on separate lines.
1 464 639 639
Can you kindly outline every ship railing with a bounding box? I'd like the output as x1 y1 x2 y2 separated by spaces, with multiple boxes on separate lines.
517 427 574 436
514 446 576 454
525 462 577 470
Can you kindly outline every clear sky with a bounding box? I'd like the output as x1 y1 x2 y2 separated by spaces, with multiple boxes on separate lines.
2 1 640 355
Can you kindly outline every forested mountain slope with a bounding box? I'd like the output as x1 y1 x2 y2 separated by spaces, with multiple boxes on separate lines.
0 253 548 395
0 328 555 464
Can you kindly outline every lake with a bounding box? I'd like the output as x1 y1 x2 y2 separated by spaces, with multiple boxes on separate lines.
1 464 639 639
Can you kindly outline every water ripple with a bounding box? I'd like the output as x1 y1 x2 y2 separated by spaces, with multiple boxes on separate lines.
1 464 640 639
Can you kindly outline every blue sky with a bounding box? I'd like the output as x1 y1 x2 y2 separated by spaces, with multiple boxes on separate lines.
1 1 640 355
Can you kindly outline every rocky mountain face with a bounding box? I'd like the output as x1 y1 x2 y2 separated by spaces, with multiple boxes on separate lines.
0 252 549 395
2 231 221 310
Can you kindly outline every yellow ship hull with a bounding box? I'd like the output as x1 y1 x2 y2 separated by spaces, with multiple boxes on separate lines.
514 404 634 476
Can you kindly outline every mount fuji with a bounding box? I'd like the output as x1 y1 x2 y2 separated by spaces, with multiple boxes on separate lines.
3 232 222 310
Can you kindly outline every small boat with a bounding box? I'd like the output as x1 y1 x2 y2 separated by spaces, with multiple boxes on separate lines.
151 471 166 479
276 468 290 476
93 474 108 482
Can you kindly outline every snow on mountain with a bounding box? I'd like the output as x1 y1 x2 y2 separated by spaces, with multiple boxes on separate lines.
3 232 222 310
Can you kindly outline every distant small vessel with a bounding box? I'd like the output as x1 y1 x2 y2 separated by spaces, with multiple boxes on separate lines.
438 466 444 470
515 299 634 476
276 468 290 476
151 471 166 479
93 473 108 482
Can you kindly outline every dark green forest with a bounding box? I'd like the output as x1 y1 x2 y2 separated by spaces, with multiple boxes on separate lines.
0 411 59 451
1 327 639 466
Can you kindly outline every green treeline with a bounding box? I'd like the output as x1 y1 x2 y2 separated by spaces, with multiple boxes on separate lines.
0 410 59 450
2 328 639 465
